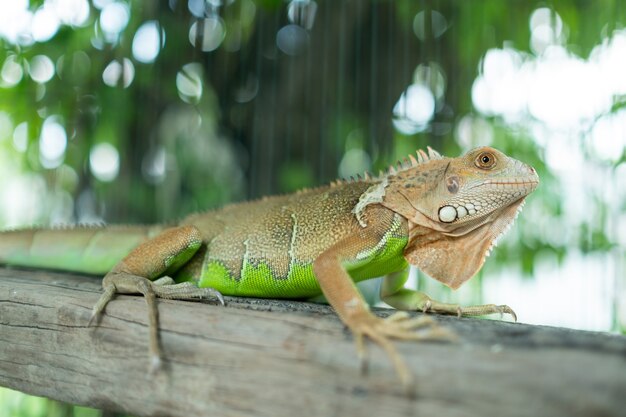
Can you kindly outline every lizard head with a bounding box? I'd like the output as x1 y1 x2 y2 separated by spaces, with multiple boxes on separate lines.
408 146 539 229
379 146 539 289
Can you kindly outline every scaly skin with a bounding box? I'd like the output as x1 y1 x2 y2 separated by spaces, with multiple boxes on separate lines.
0 146 538 389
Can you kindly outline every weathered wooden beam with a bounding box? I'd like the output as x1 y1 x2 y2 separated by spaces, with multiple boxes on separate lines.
0 268 625 417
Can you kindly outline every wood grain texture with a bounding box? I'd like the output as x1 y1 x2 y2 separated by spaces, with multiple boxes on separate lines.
0 267 625 417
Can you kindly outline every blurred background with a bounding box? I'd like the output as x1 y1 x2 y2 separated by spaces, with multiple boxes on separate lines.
0 0 625 415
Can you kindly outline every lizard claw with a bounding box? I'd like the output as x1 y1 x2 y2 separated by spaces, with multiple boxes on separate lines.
355 333 369 375
207 288 225 306
498 305 517 322
349 311 457 390
88 311 99 327
190 286 225 305
149 354 162 374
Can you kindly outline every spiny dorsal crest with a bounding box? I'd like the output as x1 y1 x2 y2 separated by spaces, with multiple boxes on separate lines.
386 146 443 177
330 146 444 188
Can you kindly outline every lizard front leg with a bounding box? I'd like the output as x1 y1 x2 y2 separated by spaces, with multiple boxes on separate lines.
381 270 516 320
312 233 453 390
90 225 223 370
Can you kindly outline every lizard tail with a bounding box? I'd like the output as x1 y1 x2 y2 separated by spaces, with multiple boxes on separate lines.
0 225 166 275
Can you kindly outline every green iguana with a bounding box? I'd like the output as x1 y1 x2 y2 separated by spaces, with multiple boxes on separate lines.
0 146 538 387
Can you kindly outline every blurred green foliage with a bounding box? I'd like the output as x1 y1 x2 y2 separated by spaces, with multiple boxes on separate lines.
1 0 625 414
0 387 103 417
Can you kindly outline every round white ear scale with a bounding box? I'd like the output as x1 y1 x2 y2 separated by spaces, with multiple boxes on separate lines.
438 205 457 223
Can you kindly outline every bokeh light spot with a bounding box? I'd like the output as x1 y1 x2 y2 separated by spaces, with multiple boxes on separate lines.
189 17 226 52
1 56 24 87
142 146 166 184
527 47 610 128
51 0 90 27
455 115 494 150
29 55 55 83
132 21 165 63
287 0 317 30
188 0 206 18
100 2 130 36
276 24 309 56
591 110 626 162
0 111 14 140
1 174 47 228
591 29 626 95
93 0 115 9
39 116 67 169
528 8 566 55
102 58 135 88
338 149 371 179
413 62 446 107
13 122 28 152
472 47 526 121
32 5 60 42
413 10 447 41
90 142 120 182
176 63 203 103
392 84 435 134
0 1 33 45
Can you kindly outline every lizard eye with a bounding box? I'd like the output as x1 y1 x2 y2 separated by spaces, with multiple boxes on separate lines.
475 151 496 169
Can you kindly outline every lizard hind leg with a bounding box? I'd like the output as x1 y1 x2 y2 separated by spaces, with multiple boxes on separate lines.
91 272 223 372
89 225 223 372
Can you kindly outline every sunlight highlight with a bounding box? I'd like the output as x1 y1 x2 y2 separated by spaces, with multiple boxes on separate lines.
102 58 135 88
176 63 203 103
29 55 55 83
12 122 28 153
189 17 225 52
32 4 61 42
392 84 435 135
100 2 130 37
39 116 67 169
0 56 23 87
133 21 165 63
90 143 120 182
0 0 88 45
473 24 625 134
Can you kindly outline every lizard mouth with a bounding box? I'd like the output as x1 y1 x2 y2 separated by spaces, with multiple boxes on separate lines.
486 179 539 187
470 178 539 190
